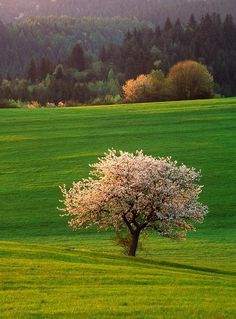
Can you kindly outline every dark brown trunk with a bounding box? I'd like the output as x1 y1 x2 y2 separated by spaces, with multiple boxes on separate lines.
128 231 140 257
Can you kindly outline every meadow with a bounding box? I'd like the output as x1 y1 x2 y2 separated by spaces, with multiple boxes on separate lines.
1 98 236 318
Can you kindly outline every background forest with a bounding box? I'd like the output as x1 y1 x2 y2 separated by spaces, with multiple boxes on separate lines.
0 0 236 24
0 1 236 105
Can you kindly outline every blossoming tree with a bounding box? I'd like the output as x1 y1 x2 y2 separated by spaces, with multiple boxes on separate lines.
60 150 208 256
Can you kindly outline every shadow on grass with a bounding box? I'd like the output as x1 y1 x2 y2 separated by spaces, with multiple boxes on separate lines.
136 257 236 277
62 246 236 277
2 241 235 277
78 249 236 277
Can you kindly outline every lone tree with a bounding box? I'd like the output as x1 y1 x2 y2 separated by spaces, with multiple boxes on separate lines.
168 60 214 100
60 150 208 256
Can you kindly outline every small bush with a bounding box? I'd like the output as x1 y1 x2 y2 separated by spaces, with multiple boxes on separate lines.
64 100 82 107
91 95 123 106
46 102 56 108
58 101 65 107
0 99 21 108
25 101 41 109
91 97 104 105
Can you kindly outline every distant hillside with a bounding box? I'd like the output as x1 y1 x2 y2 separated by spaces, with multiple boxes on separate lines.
0 0 235 24
0 16 146 76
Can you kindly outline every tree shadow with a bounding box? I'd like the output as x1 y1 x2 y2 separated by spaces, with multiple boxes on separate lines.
134 257 236 277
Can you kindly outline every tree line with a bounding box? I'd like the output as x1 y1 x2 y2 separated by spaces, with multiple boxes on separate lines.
102 13 236 97
0 13 236 106
1 0 236 25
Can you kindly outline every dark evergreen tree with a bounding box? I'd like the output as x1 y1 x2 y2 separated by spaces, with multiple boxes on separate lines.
53 64 65 80
223 14 236 49
27 59 37 83
39 57 52 81
100 46 108 63
188 14 197 30
69 43 87 71
164 17 173 32
124 57 138 80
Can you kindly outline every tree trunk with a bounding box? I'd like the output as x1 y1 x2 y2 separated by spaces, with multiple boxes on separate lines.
128 231 140 257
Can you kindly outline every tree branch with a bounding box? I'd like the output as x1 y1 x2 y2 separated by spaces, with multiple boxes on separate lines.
140 222 148 230
131 213 141 230
122 214 135 234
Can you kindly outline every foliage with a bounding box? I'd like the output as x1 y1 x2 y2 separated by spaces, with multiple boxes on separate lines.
25 101 41 109
0 13 235 102
123 61 214 102
0 16 145 77
0 99 22 108
0 57 123 105
105 14 236 97
168 60 214 100
60 150 207 256
27 59 37 83
69 43 87 71
123 75 153 103
122 71 168 102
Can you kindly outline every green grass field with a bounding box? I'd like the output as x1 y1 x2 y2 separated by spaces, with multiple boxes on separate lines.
1 98 236 318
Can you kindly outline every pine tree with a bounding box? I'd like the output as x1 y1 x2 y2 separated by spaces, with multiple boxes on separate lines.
124 57 138 80
188 14 197 30
99 46 107 63
53 64 65 80
69 43 87 70
27 59 37 83
164 17 173 32
39 57 52 81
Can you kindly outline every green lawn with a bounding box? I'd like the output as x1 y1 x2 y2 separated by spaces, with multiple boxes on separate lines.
1 98 236 318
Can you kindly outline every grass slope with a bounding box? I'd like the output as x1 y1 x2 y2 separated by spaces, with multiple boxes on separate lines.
1 98 236 318
1 241 235 319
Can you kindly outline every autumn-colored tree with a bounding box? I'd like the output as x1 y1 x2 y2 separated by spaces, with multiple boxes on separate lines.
123 73 165 103
148 70 173 101
167 60 214 100
60 150 208 257
123 71 172 103
122 74 152 102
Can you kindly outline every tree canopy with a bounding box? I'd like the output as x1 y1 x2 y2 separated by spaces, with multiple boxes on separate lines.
168 60 214 100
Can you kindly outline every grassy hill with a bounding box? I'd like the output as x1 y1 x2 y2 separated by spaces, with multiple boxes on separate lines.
1 98 236 318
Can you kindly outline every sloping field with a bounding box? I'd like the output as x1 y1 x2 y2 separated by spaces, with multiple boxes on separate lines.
0 98 236 318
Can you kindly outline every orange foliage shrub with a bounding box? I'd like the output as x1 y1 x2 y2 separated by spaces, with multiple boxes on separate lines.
122 74 153 102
